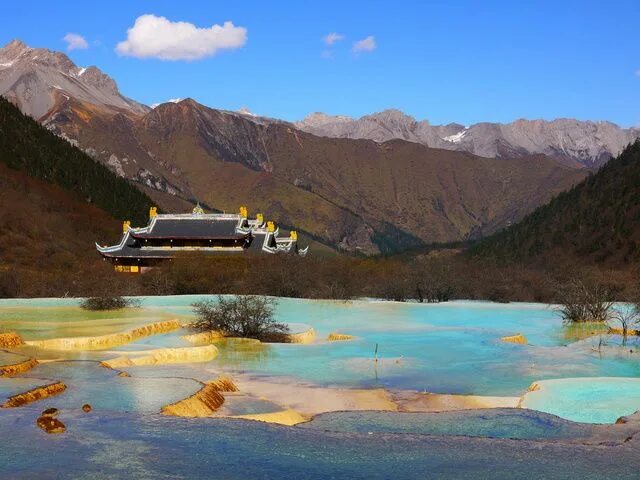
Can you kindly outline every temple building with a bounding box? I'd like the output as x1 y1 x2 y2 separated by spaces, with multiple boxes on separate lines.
96 205 308 272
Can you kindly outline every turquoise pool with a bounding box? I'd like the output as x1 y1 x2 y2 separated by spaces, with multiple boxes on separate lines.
2 296 640 423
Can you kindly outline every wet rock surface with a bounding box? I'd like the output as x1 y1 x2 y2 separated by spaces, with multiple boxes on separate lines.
41 407 59 417
36 415 66 434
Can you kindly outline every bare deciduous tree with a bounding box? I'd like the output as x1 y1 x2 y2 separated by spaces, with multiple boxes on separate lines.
610 306 640 346
556 279 614 324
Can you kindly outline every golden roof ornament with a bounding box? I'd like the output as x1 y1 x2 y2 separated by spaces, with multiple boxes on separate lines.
192 202 204 215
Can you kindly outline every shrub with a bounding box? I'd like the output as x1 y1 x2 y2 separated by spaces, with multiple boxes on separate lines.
80 296 138 311
556 280 614 324
190 296 289 341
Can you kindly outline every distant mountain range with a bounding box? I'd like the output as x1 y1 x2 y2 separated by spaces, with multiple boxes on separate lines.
296 110 640 168
0 39 596 254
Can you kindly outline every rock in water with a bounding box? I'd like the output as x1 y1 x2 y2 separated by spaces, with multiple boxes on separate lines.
82 404 92 413
40 407 59 417
36 416 66 434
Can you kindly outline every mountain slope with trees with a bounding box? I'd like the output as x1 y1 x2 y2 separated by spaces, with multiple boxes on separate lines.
472 140 640 266
0 96 155 297
0 96 154 226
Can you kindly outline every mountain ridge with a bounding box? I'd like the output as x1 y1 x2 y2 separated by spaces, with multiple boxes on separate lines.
296 109 640 168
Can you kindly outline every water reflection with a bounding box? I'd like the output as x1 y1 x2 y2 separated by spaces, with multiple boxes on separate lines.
213 337 275 368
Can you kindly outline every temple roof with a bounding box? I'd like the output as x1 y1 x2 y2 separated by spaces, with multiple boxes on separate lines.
96 210 308 259
131 216 246 239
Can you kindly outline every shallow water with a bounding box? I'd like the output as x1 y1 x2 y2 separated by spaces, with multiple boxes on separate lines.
15 361 202 414
300 409 595 440
2 296 640 423
0 408 639 480
521 377 640 424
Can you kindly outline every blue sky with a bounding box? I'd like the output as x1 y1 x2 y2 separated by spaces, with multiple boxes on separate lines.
1 0 639 126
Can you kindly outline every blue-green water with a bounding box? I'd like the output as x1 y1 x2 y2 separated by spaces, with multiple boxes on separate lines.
300 409 594 440
0 407 639 480
15 361 202 413
144 297 639 396
2 296 640 478
2 296 640 423
521 377 640 424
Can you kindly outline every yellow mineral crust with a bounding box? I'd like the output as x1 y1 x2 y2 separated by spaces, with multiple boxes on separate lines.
0 332 24 348
161 376 239 417
181 330 224 345
208 376 239 392
234 378 398 416
25 319 181 351
1 382 67 408
399 392 520 412
327 332 356 341
231 409 309 426
101 344 218 369
516 382 541 407
608 327 640 336
0 357 39 377
282 327 316 344
500 333 528 345
162 384 226 417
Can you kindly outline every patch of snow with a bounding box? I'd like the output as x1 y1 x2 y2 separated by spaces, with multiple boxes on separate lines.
238 106 256 117
78 67 87 76
0 61 14 68
443 129 467 144
151 98 182 109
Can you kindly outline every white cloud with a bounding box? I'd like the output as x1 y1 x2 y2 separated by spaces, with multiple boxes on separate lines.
63 33 88 51
116 14 247 61
352 36 376 53
323 32 344 46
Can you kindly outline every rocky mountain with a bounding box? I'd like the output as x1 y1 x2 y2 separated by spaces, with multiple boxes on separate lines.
0 40 588 254
0 39 148 120
296 110 640 167
472 140 640 267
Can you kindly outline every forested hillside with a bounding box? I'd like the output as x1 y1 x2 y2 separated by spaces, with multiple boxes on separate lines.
0 96 153 225
472 140 640 266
